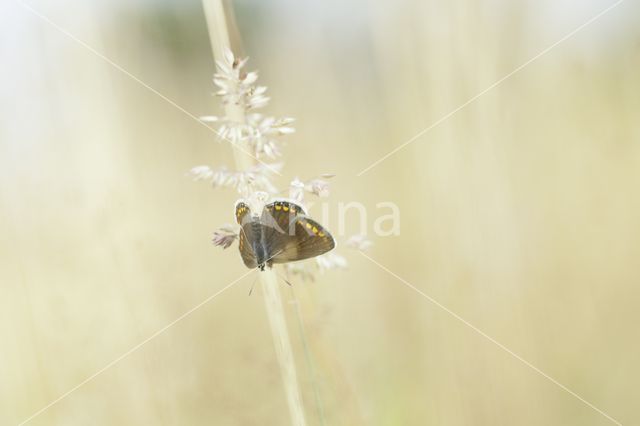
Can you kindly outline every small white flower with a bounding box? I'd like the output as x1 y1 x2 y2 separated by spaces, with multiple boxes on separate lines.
316 253 348 271
346 234 373 251
212 49 272 113
188 165 214 181
305 179 330 197
203 51 295 160
285 263 316 282
212 224 238 249
245 114 295 159
188 163 281 196
243 71 258 85
289 178 305 203
223 48 235 67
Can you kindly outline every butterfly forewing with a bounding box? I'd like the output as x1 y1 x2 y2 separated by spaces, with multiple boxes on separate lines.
235 201 252 226
235 201 258 269
261 200 304 238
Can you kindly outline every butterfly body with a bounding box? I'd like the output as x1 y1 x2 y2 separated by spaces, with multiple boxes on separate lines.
247 218 270 270
235 199 335 270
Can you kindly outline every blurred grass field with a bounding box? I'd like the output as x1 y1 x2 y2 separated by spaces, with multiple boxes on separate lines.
1 0 639 424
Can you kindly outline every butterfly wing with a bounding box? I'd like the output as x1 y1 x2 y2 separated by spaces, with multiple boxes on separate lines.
235 201 258 269
260 200 306 238
261 200 335 264
270 216 336 264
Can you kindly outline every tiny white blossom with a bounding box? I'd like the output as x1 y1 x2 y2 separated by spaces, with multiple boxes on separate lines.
243 113 296 159
285 263 316 282
212 49 272 113
289 178 305 203
204 49 295 161
212 224 238 249
188 163 282 196
189 165 214 181
316 253 348 272
346 234 373 251
305 179 330 197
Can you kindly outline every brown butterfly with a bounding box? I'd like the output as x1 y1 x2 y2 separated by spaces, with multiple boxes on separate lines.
235 199 335 270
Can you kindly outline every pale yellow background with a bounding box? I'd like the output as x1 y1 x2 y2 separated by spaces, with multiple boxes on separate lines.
1 0 639 425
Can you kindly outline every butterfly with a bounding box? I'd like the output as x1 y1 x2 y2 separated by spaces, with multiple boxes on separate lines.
235 199 336 270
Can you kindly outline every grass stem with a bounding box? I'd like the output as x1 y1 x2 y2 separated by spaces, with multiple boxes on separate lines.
201 2 307 424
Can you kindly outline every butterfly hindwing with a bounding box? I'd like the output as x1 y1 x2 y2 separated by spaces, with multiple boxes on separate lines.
261 200 335 264
270 216 335 264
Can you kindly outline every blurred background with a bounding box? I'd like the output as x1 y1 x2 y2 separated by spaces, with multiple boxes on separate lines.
1 0 639 424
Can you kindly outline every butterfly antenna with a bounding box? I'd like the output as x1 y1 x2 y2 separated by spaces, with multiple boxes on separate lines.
275 271 293 287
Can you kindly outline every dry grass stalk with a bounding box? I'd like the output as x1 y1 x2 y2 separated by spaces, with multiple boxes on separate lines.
200 1 307 424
